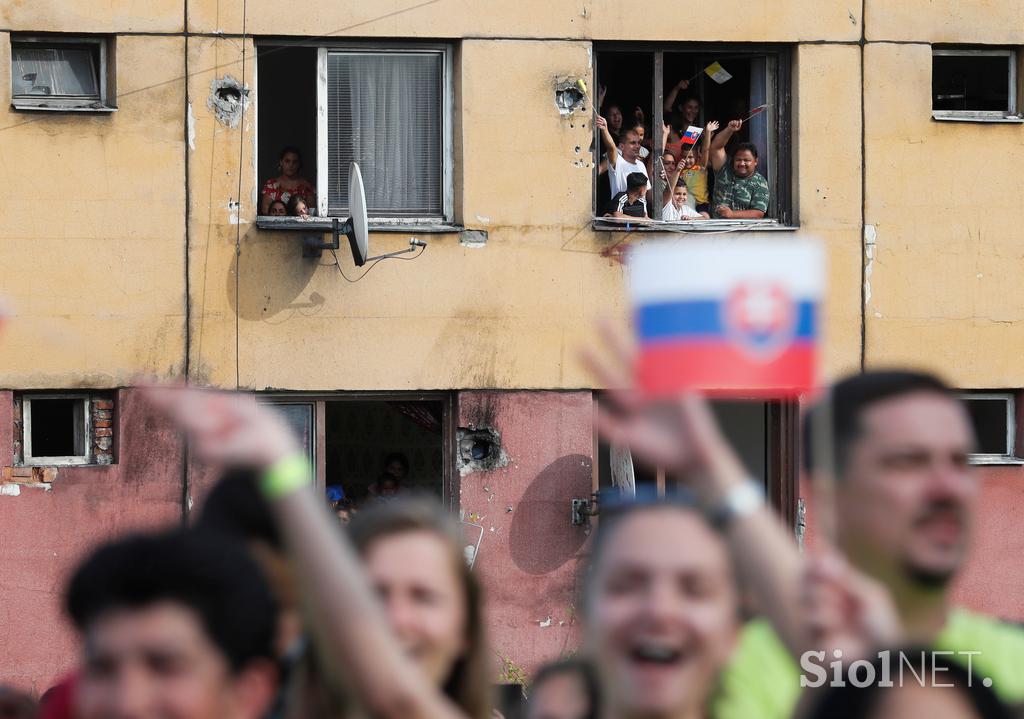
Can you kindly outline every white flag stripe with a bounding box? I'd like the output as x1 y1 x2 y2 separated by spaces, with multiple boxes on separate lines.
629 238 824 304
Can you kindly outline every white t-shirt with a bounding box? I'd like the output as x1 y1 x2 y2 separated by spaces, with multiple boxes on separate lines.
609 151 650 198
662 201 702 221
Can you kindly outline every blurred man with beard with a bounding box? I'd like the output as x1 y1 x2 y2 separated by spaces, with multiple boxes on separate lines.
715 370 1024 718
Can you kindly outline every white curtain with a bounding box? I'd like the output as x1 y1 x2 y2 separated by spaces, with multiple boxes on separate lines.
328 52 441 216
12 47 97 97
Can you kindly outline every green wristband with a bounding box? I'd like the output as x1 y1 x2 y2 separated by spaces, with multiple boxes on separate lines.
260 454 312 500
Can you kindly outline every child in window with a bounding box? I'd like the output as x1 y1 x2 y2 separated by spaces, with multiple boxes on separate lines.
287 195 310 219
678 120 719 214
260 146 316 215
662 182 709 221
268 199 287 216
605 172 650 219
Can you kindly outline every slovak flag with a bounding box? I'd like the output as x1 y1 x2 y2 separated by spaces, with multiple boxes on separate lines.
681 126 703 146
629 238 823 397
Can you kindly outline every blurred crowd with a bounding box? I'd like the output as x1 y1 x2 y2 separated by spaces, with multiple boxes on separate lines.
3 338 1024 719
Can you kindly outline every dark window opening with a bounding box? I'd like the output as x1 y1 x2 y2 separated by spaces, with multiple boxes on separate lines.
325 401 445 503
29 398 86 458
962 394 1014 457
256 46 318 216
595 46 791 225
933 51 1015 114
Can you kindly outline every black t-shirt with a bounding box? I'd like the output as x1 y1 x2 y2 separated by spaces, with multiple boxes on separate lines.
608 191 648 218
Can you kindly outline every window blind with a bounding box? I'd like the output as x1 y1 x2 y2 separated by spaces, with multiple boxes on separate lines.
327 51 443 217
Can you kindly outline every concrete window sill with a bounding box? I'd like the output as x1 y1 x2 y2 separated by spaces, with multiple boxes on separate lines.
591 218 799 233
256 216 463 234
931 112 1024 124
968 455 1024 466
11 101 116 113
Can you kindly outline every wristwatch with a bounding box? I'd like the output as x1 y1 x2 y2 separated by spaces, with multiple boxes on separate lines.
708 480 763 530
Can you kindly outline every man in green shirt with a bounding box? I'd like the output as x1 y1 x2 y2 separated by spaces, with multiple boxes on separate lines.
714 371 1024 717
709 119 770 219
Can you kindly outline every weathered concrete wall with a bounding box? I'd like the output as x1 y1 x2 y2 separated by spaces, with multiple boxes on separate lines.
0 34 187 388
863 42 1024 384
951 466 1024 622
0 390 184 692
458 390 593 676
187 0 862 41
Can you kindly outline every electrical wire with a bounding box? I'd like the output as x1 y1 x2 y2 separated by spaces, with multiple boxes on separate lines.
327 245 426 283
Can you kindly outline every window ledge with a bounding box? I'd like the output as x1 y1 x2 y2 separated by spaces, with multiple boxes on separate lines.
11 100 116 113
591 217 798 233
931 112 1024 124
968 455 1024 466
256 216 463 233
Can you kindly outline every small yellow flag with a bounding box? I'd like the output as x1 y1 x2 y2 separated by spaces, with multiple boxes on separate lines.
704 61 733 84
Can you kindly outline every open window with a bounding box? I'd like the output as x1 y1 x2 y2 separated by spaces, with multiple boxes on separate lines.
10 35 115 112
260 394 454 510
594 397 800 526
594 45 793 229
933 48 1020 122
257 41 454 226
961 392 1022 464
22 394 91 465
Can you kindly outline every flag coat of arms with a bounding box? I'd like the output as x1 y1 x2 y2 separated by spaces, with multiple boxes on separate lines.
681 126 703 146
704 61 733 84
629 238 823 397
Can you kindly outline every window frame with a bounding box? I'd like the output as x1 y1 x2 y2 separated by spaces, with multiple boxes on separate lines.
257 391 457 506
932 47 1020 123
10 35 115 112
22 393 92 466
961 391 1022 465
592 42 795 231
312 41 454 225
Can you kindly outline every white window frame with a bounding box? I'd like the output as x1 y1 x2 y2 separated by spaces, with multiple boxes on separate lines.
10 35 115 112
961 392 1021 465
932 48 1019 122
315 42 454 225
23 394 92 466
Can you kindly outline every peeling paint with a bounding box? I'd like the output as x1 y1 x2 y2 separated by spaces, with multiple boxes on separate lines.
475 214 491 224
460 230 488 248
186 102 196 151
0 484 21 497
863 224 876 304
538 616 552 628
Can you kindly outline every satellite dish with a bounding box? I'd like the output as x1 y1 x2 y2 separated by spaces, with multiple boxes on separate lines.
303 161 427 264
346 163 369 267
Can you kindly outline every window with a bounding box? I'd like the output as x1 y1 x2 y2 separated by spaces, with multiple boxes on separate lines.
23 395 91 465
932 48 1018 121
257 42 453 224
10 36 115 111
961 392 1020 463
594 45 793 228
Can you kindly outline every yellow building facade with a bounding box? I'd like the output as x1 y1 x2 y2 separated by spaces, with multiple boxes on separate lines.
2 0 1024 693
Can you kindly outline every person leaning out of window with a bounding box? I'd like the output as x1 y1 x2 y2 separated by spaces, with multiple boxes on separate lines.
709 119 769 219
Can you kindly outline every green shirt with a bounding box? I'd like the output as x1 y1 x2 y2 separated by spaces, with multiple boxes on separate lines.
713 163 770 216
712 609 1024 719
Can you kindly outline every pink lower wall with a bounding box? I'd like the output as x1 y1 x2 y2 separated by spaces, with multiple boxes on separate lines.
457 390 593 679
2 386 1020 695
801 469 1024 623
0 389 184 694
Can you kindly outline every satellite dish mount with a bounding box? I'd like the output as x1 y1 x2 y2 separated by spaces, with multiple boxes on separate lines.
303 163 426 265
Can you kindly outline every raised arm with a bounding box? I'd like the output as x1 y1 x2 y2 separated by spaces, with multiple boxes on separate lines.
700 120 719 167
580 329 900 662
144 387 467 719
710 119 741 173
663 78 689 113
596 115 618 169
